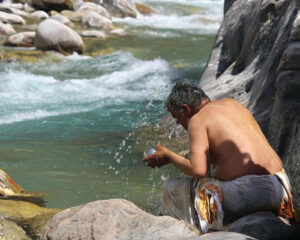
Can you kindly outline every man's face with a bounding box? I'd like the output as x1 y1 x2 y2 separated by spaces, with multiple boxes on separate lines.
169 109 188 130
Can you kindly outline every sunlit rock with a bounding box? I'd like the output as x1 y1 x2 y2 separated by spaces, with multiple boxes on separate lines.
35 19 84 54
4 31 35 47
0 4 28 17
40 199 199 240
0 21 15 35
100 0 137 18
29 10 49 20
78 2 110 19
82 11 113 30
109 28 127 36
0 199 60 239
135 2 156 15
79 30 106 39
61 10 83 22
0 11 26 24
0 219 31 240
50 13 72 26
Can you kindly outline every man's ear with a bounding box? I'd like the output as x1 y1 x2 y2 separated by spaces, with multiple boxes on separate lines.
181 104 191 115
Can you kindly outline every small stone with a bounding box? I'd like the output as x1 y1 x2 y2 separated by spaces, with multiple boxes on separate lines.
0 11 26 25
0 21 15 35
29 10 49 20
4 31 35 47
50 13 72 26
110 28 127 36
79 30 106 39
82 11 113 30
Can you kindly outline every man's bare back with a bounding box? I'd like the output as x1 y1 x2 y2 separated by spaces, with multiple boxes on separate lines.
192 98 283 180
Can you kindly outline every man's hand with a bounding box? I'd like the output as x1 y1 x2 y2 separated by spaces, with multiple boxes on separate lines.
142 144 170 168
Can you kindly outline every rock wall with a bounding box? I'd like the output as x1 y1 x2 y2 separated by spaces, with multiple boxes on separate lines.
200 0 300 208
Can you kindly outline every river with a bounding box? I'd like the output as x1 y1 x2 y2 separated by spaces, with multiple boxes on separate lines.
0 0 223 212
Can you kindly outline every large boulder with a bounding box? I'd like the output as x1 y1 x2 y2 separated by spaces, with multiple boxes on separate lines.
0 11 26 24
0 21 15 35
34 19 84 54
31 0 74 11
101 0 137 18
198 0 300 208
4 31 35 47
40 199 199 240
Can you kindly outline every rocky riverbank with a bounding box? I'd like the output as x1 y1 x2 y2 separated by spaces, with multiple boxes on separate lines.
0 0 154 59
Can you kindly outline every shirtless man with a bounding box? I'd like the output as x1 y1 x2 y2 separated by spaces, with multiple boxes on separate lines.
143 83 295 232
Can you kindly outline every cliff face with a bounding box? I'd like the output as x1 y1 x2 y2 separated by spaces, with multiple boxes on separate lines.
200 0 300 207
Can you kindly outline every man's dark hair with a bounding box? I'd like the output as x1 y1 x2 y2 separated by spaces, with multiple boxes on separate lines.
165 83 210 111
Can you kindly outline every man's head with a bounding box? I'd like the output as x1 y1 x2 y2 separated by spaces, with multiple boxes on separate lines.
165 83 210 128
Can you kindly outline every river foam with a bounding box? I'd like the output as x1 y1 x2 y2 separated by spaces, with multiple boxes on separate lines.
114 0 223 36
0 52 173 125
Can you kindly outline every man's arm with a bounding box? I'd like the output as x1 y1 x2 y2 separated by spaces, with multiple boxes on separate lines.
143 120 209 178
188 118 210 178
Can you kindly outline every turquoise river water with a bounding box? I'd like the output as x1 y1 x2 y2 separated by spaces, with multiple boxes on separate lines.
0 0 223 212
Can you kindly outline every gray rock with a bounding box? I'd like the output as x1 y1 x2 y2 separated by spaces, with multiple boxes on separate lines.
82 11 113 30
0 3 23 10
0 11 25 24
280 42 300 70
40 199 199 240
29 10 49 20
4 31 35 47
0 21 15 35
226 211 294 240
291 10 300 40
77 2 110 19
79 30 106 39
35 19 84 54
101 0 137 18
268 70 300 208
0 218 31 240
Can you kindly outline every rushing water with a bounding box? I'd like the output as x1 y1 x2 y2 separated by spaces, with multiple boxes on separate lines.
0 0 223 211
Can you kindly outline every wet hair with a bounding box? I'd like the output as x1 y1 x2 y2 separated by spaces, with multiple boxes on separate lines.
165 83 210 112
